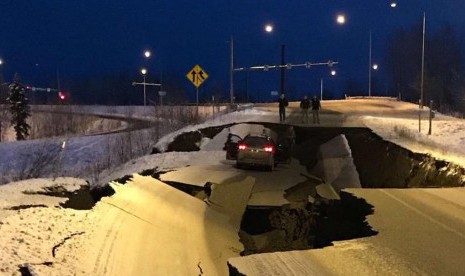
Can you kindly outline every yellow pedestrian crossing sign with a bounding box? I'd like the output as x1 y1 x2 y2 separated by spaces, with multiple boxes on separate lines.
186 65 208 87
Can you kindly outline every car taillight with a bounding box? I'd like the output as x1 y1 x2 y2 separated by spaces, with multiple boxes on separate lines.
238 144 248 150
263 146 274 152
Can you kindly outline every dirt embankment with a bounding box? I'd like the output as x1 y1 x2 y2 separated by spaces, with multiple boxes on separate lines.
343 129 465 188
292 126 465 188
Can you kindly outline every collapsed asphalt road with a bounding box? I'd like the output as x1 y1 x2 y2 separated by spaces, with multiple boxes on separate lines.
152 122 465 265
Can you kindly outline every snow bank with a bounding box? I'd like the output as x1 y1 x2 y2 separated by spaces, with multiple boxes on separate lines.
311 134 361 192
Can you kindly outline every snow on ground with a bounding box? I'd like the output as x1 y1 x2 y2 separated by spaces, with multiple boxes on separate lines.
29 104 228 122
0 177 85 219
363 115 465 167
0 177 89 275
0 104 230 184
0 127 156 184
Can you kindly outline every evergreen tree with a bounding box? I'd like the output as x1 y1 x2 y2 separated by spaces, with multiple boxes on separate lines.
7 73 31 140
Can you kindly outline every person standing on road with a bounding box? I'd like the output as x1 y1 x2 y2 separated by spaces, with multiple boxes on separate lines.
311 96 321 124
300 95 310 124
278 94 288 122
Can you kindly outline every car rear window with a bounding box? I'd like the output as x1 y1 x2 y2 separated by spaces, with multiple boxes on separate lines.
243 136 270 147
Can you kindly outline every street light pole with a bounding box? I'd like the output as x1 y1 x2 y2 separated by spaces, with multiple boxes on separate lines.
246 69 249 102
141 68 147 106
420 12 426 108
229 36 234 105
368 30 372 97
320 78 323 100
143 74 146 106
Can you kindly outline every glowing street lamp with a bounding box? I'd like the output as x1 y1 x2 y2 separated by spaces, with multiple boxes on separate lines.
141 68 147 106
144 50 151 58
390 2 397 8
321 70 337 100
0 59 3 65
336 14 346 25
264 24 273 33
372 64 379 70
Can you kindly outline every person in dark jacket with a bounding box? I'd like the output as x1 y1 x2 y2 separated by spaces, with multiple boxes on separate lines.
278 94 288 122
300 95 310 123
311 96 321 124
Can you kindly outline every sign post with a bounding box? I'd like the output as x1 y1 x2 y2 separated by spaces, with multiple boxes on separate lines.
428 100 434 135
158 90 166 106
186 65 209 115
131 81 161 105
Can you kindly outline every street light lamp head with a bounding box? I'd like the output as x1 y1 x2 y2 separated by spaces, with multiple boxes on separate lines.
390 2 397 8
336 14 346 25
331 70 337 76
0 59 3 65
144 50 151 58
264 24 273 33
372 64 379 70
141 68 147 75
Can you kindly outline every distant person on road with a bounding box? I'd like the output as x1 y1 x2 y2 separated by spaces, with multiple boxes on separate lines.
278 94 288 122
311 96 321 124
300 95 310 123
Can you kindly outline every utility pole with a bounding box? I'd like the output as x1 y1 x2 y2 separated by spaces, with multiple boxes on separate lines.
428 100 433 135
420 12 426 109
368 30 372 97
246 69 249 102
229 36 234 105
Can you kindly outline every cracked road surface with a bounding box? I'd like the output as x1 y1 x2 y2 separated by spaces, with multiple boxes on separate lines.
229 188 465 275
76 174 252 275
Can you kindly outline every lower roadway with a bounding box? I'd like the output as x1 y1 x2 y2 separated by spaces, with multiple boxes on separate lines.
230 187 465 275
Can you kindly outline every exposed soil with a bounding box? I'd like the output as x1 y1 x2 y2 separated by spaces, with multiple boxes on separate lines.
23 184 116 210
18 265 33 276
7 204 47 211
18 262 53 276
59 185 115 210
112 174 134 184
199 124 234 139
228 263 245 276
162 181 204 196
312 191 378 248
167 131 202 152
293 126 465 188
139 168 174 180
239 192 376 255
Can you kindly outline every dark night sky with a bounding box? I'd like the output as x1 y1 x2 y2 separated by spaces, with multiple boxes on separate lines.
1 0 465 101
